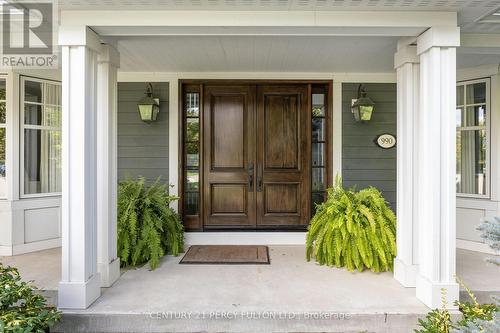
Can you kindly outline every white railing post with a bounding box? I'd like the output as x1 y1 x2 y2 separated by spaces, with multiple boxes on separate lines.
58 26 102 309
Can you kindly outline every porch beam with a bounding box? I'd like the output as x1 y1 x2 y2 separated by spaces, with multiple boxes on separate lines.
415 27 460 309
461 33 500 48
96 44 121 288
83 26 425 37
394 44 419 288
61 10 457 34
58 26 102 309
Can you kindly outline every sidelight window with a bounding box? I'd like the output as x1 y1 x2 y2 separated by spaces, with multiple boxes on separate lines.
183 91 200 215
311 91 327 215
456 79 489 197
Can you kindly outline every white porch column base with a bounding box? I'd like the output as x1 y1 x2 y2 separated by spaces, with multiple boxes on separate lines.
415 26 460 309
394 44 419 288
58 26 102 309
58 274 101 309
394 258 418 288
97 44 120 288
98 258 121 288
416 275 460 310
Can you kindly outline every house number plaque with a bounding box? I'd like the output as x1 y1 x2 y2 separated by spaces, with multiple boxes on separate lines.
375 133 396 149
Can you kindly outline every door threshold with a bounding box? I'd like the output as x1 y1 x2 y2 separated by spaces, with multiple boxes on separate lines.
185 231 306 246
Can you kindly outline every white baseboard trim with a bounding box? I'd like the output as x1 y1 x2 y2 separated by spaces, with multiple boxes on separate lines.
98 258 121 288
457 239 497 255
185 232 306 246
416 274 459 310
393 258 418 288
12 238 61 255
58 273 101 309
0 245 13 256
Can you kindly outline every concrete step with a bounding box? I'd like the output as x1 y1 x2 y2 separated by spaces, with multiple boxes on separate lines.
50 291 500 333
52 312 432 333
460 290 500 304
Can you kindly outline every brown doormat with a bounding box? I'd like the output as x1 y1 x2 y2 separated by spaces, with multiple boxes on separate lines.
179 245 270 265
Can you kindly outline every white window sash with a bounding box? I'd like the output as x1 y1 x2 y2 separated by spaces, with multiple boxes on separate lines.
456 78 490 199
20 76 62 198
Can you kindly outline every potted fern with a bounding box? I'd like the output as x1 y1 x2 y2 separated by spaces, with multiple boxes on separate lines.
306 176 397 273
118 177 184 270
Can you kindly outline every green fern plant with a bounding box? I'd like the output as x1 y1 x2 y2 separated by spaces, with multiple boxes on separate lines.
118 177 184 270
306 176 396 273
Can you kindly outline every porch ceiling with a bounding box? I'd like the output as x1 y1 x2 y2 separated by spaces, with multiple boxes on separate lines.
58 0 500 33
107 35 500 72
111 35 399 72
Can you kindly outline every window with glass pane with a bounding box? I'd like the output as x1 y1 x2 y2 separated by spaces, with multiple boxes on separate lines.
0 78 6 198
311 92 327 215
456 80 488 196
22 78 62 195
184 92 200 215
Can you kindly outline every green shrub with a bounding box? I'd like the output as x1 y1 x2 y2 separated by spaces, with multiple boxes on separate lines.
417 216 500 333
416 308 452 332
306 176 397 272
416 310 452 333
118 177 184 270
455 277 497 330
415 280 498 333
0 264 60 333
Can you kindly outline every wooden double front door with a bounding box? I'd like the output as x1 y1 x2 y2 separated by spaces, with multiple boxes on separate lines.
203 84 310 228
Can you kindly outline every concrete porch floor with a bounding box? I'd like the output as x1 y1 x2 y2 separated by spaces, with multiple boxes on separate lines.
1 247 499 332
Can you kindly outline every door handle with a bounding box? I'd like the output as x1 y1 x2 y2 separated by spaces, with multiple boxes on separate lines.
257 164 263 192
248 162 254 192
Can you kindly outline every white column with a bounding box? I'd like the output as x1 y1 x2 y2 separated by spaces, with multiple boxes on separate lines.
394 44 419 287
97 44 120 288
58 26 102 309
415 27 460 309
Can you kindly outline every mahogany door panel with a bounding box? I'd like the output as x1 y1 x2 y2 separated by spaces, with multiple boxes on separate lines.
203 85 256 227
256 85 311 227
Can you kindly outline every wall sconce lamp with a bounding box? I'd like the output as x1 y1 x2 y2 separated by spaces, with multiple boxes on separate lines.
351 84 375 122
137 83 160 122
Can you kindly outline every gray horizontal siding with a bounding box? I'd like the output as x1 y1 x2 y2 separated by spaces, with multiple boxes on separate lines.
117 82 169 184
342 83 397 210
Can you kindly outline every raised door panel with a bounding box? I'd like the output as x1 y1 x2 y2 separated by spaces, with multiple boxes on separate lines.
264 95 299 169
212 95 245 169
211 184 247 215
264 183 299 214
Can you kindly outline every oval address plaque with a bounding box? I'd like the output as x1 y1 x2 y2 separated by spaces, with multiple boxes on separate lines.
375 133 396 149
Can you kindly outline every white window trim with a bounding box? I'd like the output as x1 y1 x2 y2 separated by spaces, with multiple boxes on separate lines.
456 77 491 199
0 75 7 199
20 76 62 199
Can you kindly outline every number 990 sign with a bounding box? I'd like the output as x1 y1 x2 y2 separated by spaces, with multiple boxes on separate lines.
375 133 396 149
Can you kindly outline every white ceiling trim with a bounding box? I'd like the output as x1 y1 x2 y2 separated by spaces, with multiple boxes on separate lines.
57 0 498 13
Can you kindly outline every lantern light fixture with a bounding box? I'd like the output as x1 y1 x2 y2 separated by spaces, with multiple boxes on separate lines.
351 84 375 122
137 83 160 122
